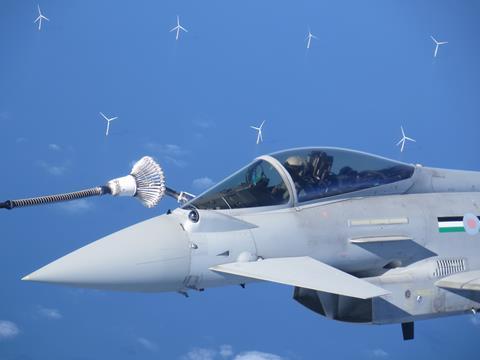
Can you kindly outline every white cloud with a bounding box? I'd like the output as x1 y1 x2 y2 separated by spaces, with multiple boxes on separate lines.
58 199 93 213
48 143 61 151
145 143 189 168
181 347 284 360
371 349 388 358
219 345 234 358
0 320 20 340
164 155 188 168
233 352 284 360
38 306 62 320
145 143 188 156
137 337 158 352
192 177 215 191
37 161 68 176
183 348 217 360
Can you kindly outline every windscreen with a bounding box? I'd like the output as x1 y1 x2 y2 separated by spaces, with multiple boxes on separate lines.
188 160 290 210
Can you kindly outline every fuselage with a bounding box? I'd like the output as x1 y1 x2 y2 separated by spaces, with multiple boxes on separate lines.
24 147 480 325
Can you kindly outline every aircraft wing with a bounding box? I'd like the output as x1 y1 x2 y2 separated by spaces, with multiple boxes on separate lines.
435 270 480 291
210 256 389 299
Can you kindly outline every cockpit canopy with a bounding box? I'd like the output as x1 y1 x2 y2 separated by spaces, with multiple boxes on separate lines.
187 147 415 210
271 148 414 203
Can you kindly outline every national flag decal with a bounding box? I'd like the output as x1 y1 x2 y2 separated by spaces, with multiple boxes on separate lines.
437 214 480 235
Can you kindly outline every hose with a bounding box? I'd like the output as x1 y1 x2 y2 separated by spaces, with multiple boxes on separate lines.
0 186 111 210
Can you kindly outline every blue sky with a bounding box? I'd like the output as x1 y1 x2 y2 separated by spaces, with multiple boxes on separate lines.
1 0 480 359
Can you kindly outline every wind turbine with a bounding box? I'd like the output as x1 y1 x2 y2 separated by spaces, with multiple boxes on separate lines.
306 30 317 49
250 121 265 145
100 112 118 136
396 126 416 152
431 36 448 58
34 4 49 31
170 15 188 40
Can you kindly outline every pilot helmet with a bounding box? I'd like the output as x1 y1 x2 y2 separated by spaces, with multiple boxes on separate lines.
284 156 306 177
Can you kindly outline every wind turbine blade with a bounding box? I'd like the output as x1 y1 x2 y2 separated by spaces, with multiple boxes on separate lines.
100 112 108 120
170 26 177 32
400 140 405 152
43 16 50 21
37 4 41 14
259 131 263 142
260 120 265 129
180 26 188 32
106 122 110 136
396 139 403 146
434 45 439 58
431 36 437 44
177 15 180 25
110 117 118 121
34 16 40 23
250 126 259 130
405 137 416 142
400 126 405 137
439 41 448 45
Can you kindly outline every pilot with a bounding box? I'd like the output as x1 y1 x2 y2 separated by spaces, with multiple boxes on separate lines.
310 152 333 183
284 156 311 197
284 156 306 179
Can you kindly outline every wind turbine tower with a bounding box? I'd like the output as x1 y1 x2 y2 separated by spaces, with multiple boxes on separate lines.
250 121 265 145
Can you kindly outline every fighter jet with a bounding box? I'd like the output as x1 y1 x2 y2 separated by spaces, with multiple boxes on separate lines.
4 147 480 340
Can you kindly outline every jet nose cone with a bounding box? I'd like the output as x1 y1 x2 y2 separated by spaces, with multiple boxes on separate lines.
24 215 190 292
